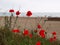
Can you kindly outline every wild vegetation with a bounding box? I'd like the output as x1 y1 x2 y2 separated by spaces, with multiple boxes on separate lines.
0 9 60 45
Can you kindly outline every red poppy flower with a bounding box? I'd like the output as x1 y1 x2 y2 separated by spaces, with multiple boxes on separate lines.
16 11 21 15
9 9 14 12
26 11 32 17
39 30 45 38
36 41 41 45
12 29 20 33
23 29 29 36
29 33 33 38
52 32 56 35
40 34 45 38
37 24 41 29
49 38 54 42
39 30 45 34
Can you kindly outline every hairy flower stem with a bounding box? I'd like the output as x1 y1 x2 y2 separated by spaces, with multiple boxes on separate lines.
12 16 18 29
4 16 9 29
9 13 13 30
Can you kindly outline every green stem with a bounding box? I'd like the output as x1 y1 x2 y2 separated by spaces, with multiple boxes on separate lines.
12 16 18 29
9 13 13 30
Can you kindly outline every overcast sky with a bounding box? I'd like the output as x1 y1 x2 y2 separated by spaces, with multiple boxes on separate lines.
0 0 60 12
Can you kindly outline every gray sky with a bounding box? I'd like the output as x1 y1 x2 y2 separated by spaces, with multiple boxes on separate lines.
0 0 60 12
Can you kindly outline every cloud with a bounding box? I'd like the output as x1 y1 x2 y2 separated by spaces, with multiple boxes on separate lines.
0 0 60 12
